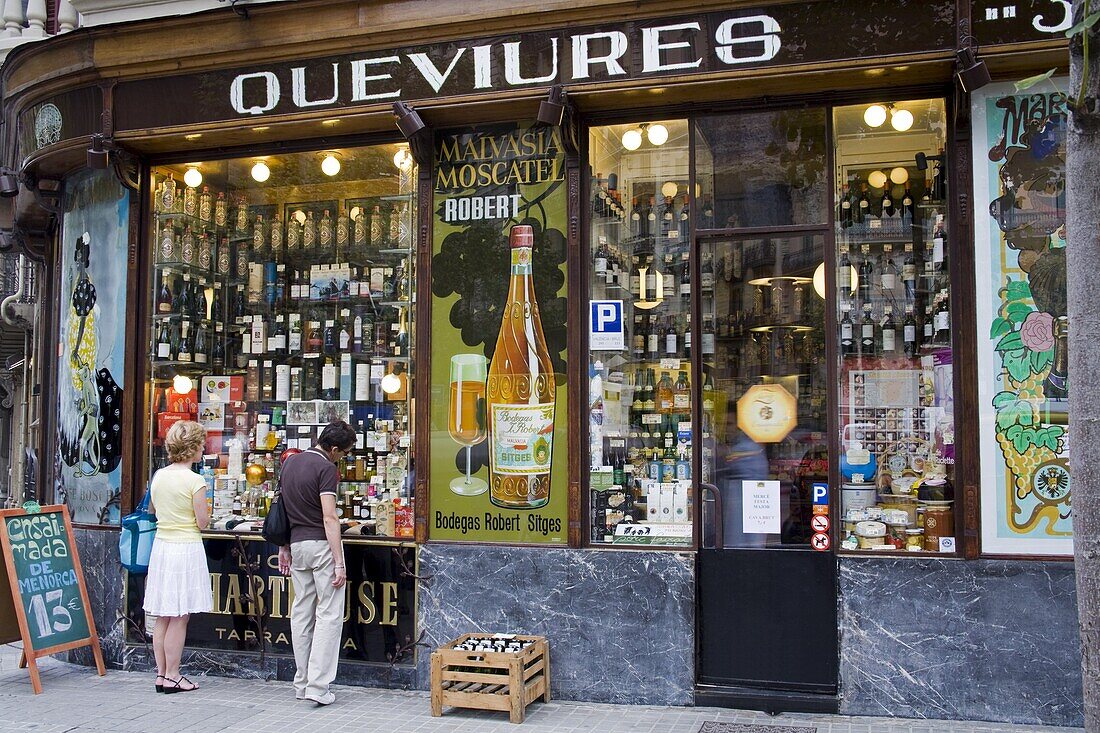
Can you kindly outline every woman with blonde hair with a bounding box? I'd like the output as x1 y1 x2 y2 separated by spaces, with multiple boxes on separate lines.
143 420 212 693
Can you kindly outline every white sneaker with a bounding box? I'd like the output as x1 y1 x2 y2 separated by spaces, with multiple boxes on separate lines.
304 692 335 706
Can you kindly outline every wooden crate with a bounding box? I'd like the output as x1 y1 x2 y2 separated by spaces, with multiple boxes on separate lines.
430 633 550 724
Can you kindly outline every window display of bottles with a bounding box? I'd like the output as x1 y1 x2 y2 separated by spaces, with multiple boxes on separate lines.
147 146 417 539
587 120 694 546
833 100 956 554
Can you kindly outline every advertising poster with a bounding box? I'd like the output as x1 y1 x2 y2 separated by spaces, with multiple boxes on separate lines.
430 122 568 543
56 169 130 524
973 80 1071 555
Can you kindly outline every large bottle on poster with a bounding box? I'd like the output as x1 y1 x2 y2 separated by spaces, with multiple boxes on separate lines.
487 225 556 509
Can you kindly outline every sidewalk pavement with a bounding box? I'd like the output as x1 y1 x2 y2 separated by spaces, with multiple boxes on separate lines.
0 644 1083 733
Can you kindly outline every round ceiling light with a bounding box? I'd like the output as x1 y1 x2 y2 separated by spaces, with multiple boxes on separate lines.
890 166 910 185
622 128 642 151
381 372 402 395
647 123 669 146
393 147 414 172
251 160 271 183
890 108 915 132
863 104 888 128
321 153 341 177
661 181 678 198
183 167 202 188
867 170 888 189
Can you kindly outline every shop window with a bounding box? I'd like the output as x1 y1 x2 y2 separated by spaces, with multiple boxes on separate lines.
832 99 958 554
586 119 694 546
147 145 416 538
695 109 830 230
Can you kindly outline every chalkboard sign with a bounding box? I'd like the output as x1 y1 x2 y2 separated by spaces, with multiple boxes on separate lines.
0 506 104 693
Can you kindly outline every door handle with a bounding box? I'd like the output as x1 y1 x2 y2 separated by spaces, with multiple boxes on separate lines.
700 482 722 549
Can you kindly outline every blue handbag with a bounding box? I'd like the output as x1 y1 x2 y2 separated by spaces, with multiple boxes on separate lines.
119 490 157 574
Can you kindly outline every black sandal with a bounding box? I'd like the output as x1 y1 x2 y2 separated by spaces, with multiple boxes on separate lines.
155 674 165 693
163 675 199 694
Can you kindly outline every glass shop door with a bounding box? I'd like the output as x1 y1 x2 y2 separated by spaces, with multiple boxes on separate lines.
692 109 837 712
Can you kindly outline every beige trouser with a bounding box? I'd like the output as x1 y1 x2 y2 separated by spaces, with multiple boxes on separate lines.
289 540 345 699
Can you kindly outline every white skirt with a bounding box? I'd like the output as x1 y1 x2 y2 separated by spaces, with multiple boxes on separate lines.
143 539 213 617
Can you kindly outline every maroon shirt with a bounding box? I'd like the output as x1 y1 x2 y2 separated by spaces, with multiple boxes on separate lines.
279 447 338 544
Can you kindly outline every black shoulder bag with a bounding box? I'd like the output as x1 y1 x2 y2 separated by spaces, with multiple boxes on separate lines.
262 491 291 546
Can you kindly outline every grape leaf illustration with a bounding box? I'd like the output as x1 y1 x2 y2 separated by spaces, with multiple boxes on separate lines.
432 217 567 376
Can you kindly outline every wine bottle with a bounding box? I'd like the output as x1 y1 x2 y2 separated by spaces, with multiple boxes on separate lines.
199 186 213 223
700 252 714 294
656 371 674 414
881 306 897 354
177 320 193 363
270 214 284 258
934 294 950 345
183 182 198 218
157 275 173 314
857 244 873 303
159 219 179 262
486 225 556 509
902 243 917 301
860 304 876 356
840 304 856 357
647 316 660 359
369 205 383 249
838 245 853 294
198 232 213 271
302 211 317 250
881 244 897 291
214 192 227 228
319 210 334 253
253 214 267 256
903 305 918 357
194 326 208 364
839 183 853 228
679 253 691 300
673 371 690 415
156 321 172 360
180 225 196 265
212 335 225 369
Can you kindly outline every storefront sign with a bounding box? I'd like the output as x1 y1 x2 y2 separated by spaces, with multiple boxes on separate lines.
971 0 1073 46
125 538 417 664
111 1 953 131
972 80 1071 556
742 480 781 535
428 122 569 543
589 300 625 351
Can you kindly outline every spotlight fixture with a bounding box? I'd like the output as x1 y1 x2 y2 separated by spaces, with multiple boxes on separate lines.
537 84 566 127
393 147 414 172
87 134 109 170
863 104 888 128
393 101 426 139
915 152 944 172
320 153 341 177
647 123 669 146
183 166 203 188
621 128 642 151
955 47 992 93
251 160 271 183
0 168 19 198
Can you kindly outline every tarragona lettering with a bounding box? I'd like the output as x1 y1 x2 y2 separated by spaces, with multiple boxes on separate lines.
207 573 401 626
229 16 782 116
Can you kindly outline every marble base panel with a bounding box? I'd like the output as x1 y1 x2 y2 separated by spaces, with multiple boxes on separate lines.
416 544 695 706
838 557 1082 727
65 528 127 669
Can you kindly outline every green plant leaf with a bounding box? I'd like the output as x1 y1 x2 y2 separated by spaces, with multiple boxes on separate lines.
1015 68 1057 90
1006 301 1034 323
1004 348 1032 382
1031 349 1054 373
996 331 1024 352
1005 279 1032 302
1065 11 1100 38
990 317 1012 339
993 390 1017 408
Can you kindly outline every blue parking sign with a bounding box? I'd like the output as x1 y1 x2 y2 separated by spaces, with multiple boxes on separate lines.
812 482 829 506
590 300 624 350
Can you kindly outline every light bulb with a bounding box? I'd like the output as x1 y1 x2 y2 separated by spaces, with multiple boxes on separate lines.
172 374 194 394
890 108 914 132
863 104 888 128
183 167 202 188
661 181 678 198
647 123 669 146
251 160 271 183
867 170 888 189
293 209 306 225
622 128 642 151
381 372 402 395
890 166 910 185
321 154 340 177
813 262 826 299
393 147 414 171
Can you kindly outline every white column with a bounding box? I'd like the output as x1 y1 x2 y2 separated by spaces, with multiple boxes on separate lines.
57 0 78 32
24 0 46 37
2 0 24 38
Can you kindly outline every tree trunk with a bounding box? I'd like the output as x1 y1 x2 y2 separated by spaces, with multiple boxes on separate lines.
1069 2 1100 731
